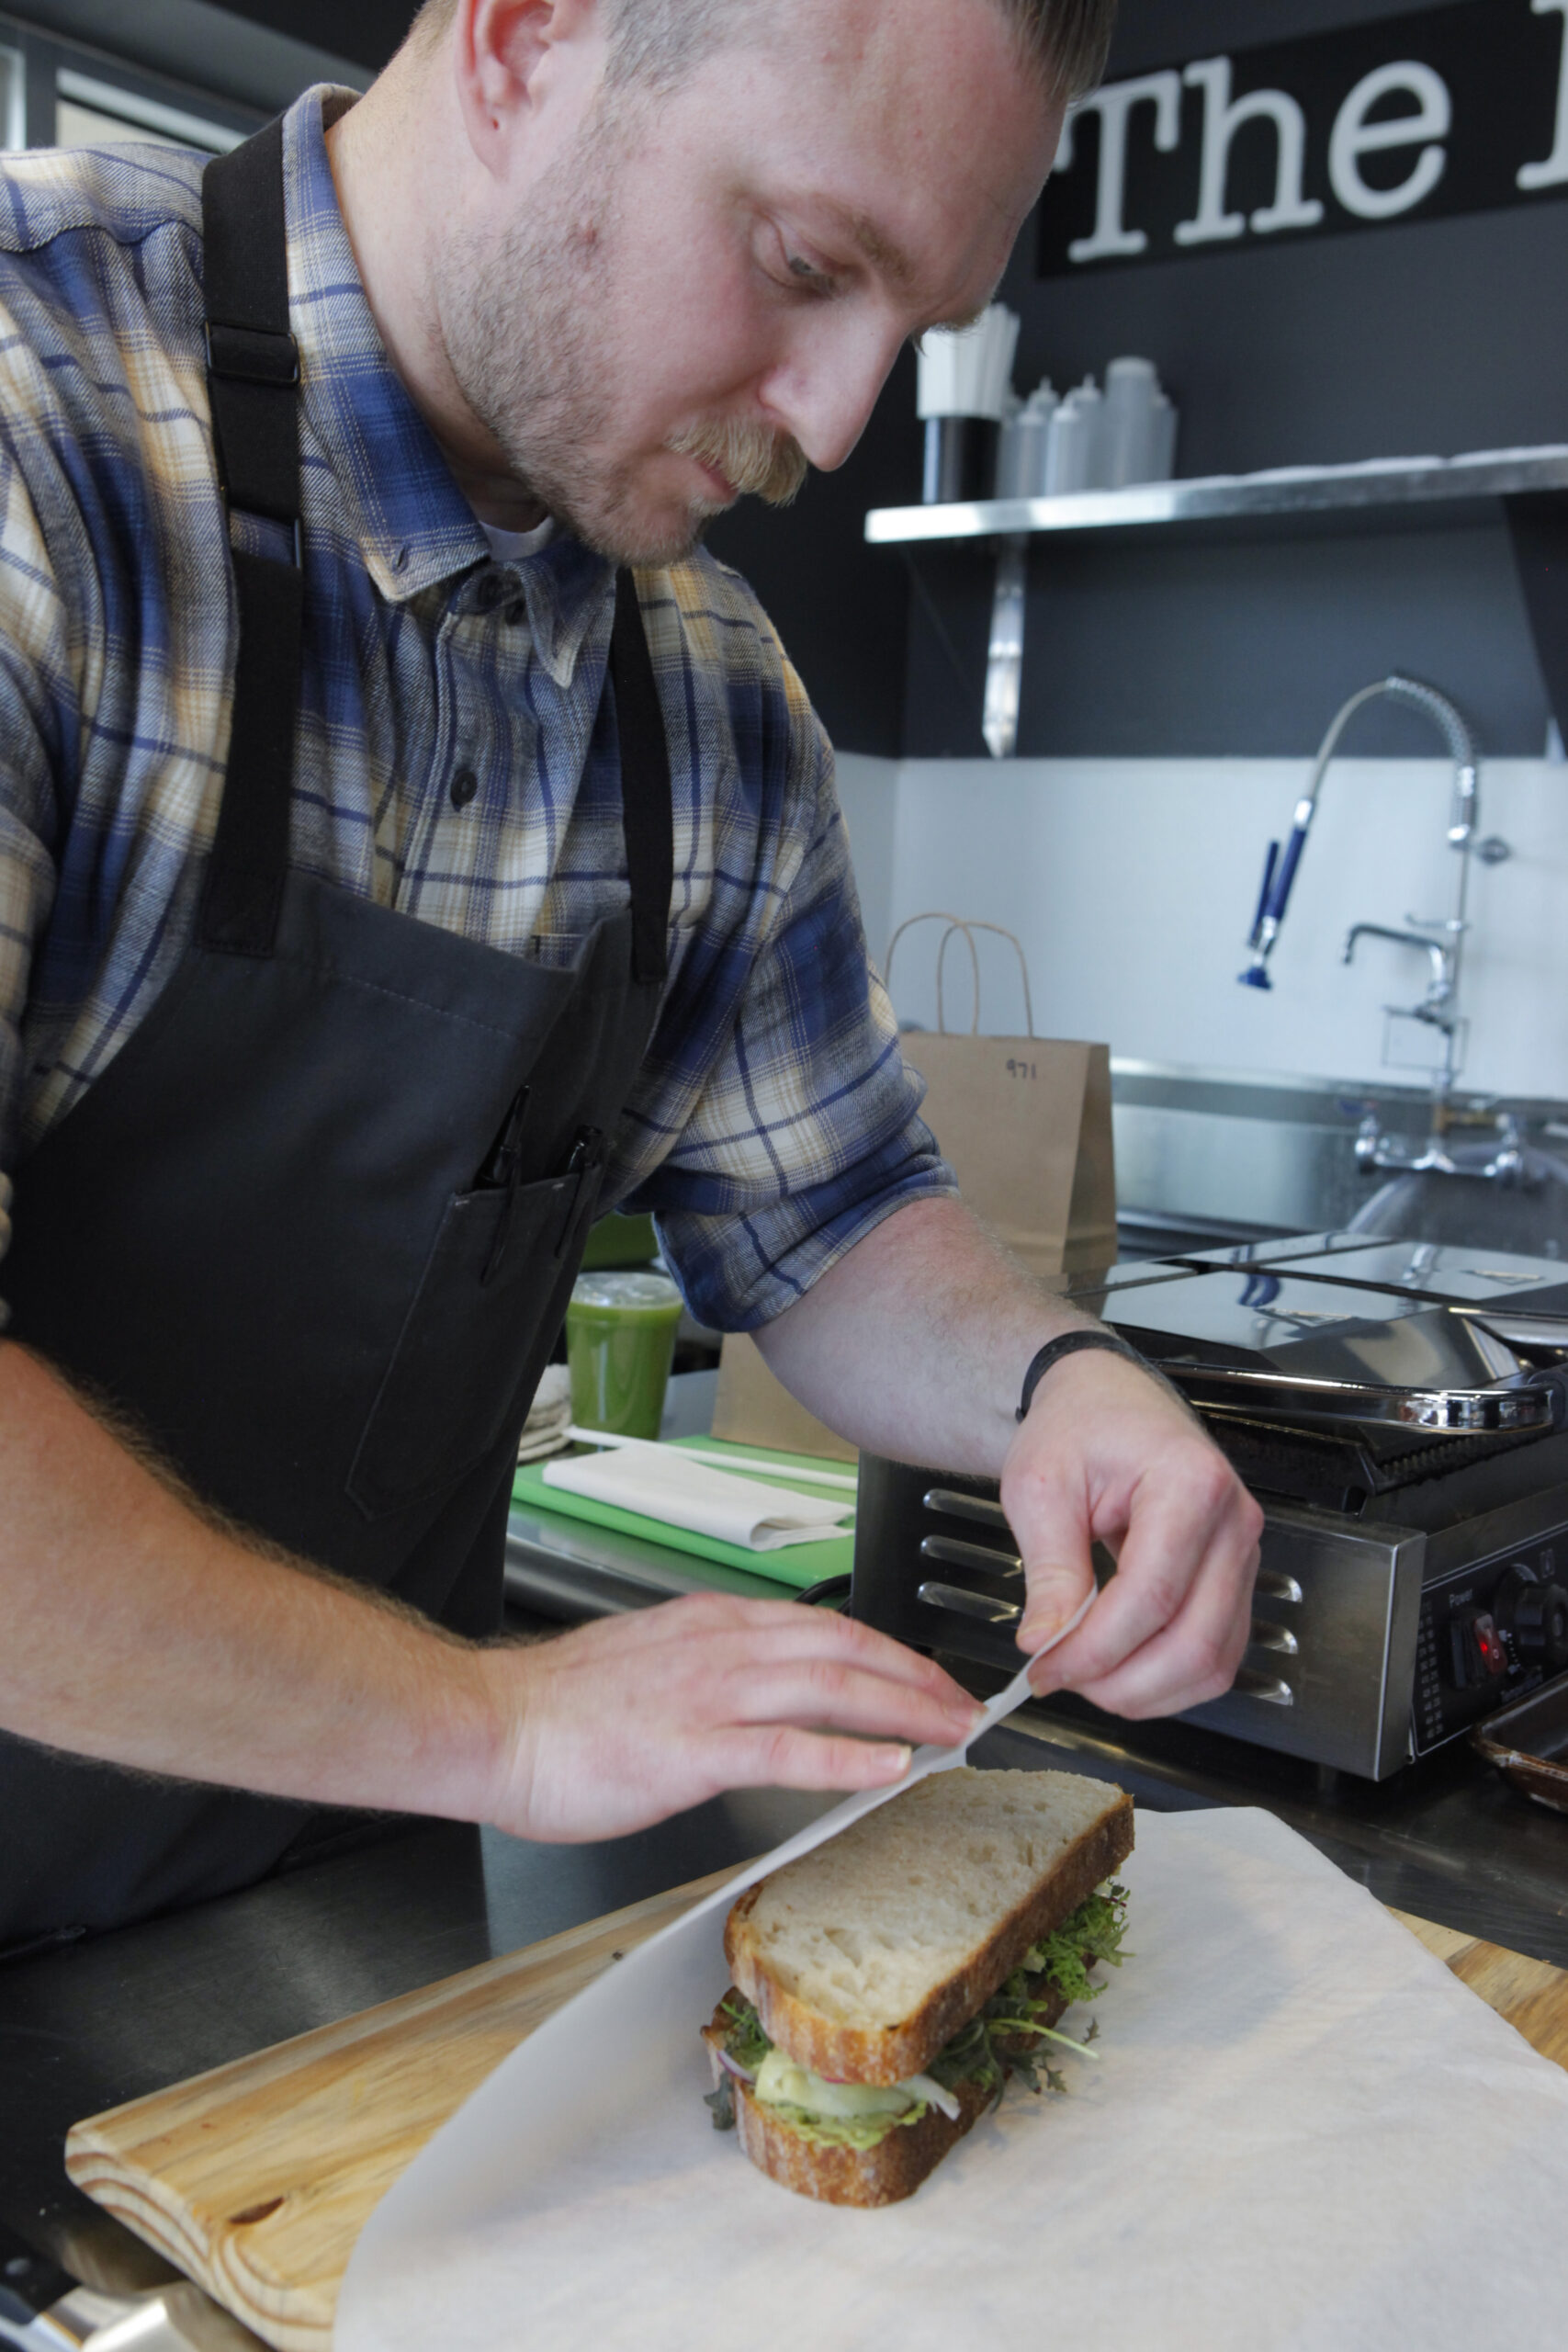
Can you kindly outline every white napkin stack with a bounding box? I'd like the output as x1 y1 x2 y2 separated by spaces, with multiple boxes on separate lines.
916 303 1021 421
515 1364 572 1464
542 1442 853 1551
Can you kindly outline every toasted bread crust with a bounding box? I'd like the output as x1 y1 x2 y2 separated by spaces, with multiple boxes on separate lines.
725 1788 1132 2083
701 2029 996 2207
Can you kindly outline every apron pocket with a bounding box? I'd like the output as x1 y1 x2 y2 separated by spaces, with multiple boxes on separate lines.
347 1170 594 1520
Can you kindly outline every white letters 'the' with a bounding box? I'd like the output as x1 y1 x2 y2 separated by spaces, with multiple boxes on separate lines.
1328 61 1451 221
1519 0 1568 191
1058 72 1183 262
1174 56 1325 246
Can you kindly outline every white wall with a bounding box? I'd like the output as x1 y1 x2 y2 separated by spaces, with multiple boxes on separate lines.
833 752 898 977
835 753 1568 1102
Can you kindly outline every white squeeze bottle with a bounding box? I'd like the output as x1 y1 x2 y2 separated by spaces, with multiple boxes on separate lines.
1045 377 1106 493
995 379 1058 498
1104 356 1180 487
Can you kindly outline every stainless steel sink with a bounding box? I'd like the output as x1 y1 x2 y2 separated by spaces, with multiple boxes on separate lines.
1113 1059 1568 1259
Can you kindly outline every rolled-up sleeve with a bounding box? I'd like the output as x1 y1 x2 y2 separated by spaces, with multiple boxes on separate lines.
624 700 956 1331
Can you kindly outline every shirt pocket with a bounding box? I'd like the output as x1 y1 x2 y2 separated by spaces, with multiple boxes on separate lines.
346 1167 600 1521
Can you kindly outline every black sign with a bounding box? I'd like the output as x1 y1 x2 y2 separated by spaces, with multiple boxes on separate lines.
1039 0 1568 275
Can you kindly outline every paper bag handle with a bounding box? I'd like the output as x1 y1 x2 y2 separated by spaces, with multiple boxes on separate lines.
884 911 1035 1038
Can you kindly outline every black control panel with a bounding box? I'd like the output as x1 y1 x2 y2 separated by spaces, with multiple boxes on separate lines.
1414 1531 1568 1754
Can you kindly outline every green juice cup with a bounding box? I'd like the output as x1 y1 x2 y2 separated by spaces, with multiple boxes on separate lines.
564 1270 684 1440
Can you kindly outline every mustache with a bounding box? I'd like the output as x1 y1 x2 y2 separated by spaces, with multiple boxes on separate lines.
666 416 809 507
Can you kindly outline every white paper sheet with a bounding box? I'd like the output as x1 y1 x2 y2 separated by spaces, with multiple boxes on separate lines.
339 1639 1568 2348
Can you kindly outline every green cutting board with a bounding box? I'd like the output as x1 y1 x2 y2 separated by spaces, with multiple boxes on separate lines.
511 1435 856 1590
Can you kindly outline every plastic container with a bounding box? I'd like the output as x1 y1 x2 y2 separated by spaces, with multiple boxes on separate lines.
994 382 1058 499
1103 356 1179 487
922 416 998 503
1044 379 1107 493
565 1271 683 1439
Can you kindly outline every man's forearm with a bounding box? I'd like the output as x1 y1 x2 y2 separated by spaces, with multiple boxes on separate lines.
752 1196 1095 1470
0 1341 499 1815
0 1339 986 1843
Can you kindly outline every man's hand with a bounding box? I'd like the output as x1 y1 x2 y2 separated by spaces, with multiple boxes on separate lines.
485 1594 983 1842
1002 1351 1263 1718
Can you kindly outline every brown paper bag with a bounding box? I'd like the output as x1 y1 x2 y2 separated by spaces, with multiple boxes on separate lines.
711 1334 858 1463
712 918 1117 1459
887 915 1117 1279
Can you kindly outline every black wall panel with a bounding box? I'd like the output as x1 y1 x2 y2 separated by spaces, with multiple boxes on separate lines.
897 0 1568 759
207 0 414 68
705 352 920 761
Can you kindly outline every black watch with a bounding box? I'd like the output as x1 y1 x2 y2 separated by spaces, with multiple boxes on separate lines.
1016 1329 1149 1422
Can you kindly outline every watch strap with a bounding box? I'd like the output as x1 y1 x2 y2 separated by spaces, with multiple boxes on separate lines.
1017 1329 1149 1421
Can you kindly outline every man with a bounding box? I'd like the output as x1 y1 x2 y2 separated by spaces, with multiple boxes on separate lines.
0 0 1261 1950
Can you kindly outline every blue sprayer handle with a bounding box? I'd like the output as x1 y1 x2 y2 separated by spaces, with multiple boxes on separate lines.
1247 841 1280 949
1265 821 1310 927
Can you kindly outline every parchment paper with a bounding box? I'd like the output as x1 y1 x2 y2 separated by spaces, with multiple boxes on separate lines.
338 1649 1568 2347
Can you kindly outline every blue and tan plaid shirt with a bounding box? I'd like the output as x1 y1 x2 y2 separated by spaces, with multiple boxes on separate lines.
0 87 952 1332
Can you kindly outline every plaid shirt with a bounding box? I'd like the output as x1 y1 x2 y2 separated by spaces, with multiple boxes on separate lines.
0 88 951 1334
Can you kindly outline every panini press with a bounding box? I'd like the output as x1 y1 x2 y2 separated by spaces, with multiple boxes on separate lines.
852 1235 1568 1780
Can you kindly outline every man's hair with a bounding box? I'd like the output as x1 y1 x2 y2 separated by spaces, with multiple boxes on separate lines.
405 0 1114 104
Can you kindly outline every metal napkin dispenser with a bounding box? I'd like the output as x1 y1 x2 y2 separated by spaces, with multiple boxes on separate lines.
852 1240 1568 1780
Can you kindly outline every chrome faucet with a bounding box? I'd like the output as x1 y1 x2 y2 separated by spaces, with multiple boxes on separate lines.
1342 922 1453 1023
1239 676 1510 1130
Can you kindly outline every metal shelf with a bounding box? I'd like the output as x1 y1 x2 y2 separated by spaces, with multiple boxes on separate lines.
864 446 1568 548
863 447 1568 757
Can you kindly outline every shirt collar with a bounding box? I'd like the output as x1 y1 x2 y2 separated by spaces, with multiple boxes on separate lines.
280 86 615 684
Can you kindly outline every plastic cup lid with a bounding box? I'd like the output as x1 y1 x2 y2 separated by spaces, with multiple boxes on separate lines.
569 1271 682 1310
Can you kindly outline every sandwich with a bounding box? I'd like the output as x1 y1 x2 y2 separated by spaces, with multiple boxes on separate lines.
701 1767 1133 2207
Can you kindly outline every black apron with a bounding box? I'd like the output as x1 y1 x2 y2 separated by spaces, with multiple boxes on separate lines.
0 123 672 1949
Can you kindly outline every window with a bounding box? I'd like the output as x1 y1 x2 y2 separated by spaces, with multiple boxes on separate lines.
0 43 24 152
53 66 242 155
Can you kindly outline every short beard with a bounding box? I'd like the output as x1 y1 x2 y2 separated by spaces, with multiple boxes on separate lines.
437 112 807 566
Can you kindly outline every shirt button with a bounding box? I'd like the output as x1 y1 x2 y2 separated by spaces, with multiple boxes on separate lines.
450 767 479 809
473 572 509 612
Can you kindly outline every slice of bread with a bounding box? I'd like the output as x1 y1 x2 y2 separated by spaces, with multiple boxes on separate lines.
701 1979 1071 2208
723 1768 1132 2085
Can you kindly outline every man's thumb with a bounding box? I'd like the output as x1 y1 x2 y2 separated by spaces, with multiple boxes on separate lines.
1017 1555 1096 1652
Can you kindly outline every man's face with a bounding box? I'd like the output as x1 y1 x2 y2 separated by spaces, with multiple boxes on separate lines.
439 0 1062 563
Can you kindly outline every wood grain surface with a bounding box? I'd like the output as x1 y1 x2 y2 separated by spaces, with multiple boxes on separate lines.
65 1864 737 2352
1389 1907 1568 2069
66 1883 1568 2352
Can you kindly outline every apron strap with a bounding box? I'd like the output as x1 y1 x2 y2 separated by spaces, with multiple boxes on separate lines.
196 122 674 982
198 117 304 958
608 568 673 986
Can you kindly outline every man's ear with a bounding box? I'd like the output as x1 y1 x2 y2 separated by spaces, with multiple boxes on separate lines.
452 0 606 171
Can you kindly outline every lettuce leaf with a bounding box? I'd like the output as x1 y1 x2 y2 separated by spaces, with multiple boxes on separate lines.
718 1991 773 2075
1021 1883 1131 2011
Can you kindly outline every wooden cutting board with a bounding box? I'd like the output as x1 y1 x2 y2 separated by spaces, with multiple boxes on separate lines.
65 1865 736 2352
66 1885 1568 2352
